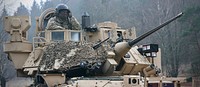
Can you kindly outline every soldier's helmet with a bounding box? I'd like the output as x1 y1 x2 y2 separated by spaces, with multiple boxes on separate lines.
55 4 71 17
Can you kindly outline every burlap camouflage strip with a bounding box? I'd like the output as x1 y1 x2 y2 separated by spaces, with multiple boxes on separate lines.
39 41 108 71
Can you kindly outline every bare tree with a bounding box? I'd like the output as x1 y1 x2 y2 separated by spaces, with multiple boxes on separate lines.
0 1 7 77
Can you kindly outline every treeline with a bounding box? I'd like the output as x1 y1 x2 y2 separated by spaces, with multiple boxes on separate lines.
0 0 200 81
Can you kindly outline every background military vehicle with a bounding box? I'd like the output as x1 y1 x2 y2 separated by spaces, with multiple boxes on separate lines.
3 8 185 87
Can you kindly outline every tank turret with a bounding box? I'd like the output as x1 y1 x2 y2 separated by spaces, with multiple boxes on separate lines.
114 12 183 63
101 13 183 76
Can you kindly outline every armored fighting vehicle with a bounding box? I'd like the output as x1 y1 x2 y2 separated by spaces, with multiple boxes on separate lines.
3 8 184 87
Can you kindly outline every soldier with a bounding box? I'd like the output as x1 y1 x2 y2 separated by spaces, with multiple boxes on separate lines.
116 32 123 43
46 4 81 30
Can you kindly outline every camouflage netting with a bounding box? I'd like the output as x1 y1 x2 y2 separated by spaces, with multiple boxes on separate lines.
39 41 108 71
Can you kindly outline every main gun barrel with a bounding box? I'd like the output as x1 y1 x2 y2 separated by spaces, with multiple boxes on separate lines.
114 12 183 63
128 12 183 47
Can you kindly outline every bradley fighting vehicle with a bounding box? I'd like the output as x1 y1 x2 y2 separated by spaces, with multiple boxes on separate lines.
3 8 184 87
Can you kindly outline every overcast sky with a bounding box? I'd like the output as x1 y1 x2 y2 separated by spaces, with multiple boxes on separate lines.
0 0 46 16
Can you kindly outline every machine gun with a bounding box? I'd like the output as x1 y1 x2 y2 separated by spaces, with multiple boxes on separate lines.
92 37 110 50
